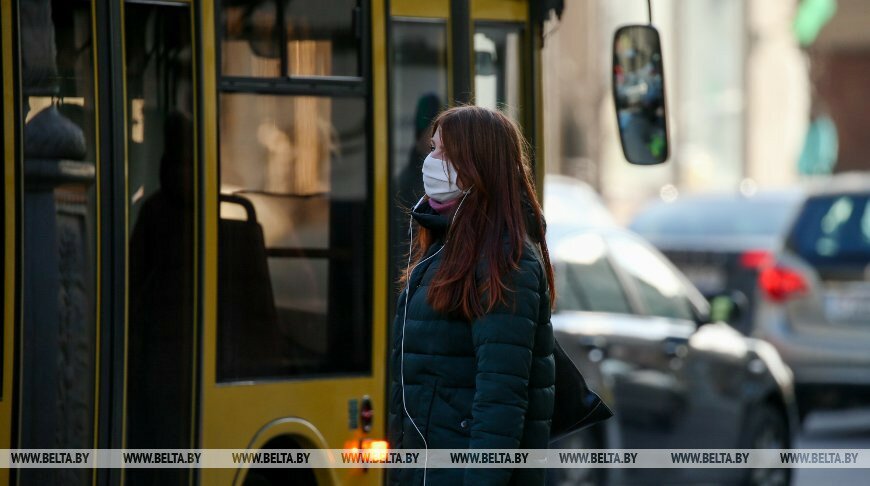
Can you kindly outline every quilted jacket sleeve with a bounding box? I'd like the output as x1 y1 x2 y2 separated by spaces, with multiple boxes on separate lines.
387 290 406 450
464 253 543 485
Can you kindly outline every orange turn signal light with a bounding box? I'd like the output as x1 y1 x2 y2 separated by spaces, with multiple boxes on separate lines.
360 439 389 462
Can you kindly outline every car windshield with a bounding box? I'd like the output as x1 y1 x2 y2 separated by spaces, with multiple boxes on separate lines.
552 233 632 314
630 194 800 238
789 194 870 266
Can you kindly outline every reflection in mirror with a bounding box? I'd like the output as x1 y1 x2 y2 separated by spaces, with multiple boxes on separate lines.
612 25 669 165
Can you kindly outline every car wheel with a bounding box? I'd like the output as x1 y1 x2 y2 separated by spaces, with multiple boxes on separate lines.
547 428 607 486
739 404 790 486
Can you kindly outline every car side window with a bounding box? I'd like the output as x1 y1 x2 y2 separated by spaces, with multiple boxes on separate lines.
553 234 632 314
607 234 695 321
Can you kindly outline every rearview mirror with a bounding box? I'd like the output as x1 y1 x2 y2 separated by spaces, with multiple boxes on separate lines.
612 25 669 165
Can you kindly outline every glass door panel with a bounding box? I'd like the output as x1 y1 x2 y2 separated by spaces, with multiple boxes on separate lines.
390 19 448 211
17 0 99 484
123 4 196 486
388 18 448 310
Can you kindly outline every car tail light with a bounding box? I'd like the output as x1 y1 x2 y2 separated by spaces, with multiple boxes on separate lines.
740 249 774 270
759 266 807 303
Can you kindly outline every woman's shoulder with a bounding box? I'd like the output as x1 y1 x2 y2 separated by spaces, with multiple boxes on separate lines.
518 237 546 288
471 236 545 290
520 233 545 265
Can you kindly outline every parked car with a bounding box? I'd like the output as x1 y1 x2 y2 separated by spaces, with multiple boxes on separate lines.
545 226 798 486
752 173 870 420
629 189 805 335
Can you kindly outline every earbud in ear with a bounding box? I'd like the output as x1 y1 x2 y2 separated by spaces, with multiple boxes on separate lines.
412 195 427 211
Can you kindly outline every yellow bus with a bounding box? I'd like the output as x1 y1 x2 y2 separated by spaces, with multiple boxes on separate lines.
0 0 560 484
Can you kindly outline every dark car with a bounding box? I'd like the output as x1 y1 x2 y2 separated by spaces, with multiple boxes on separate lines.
629 190 805 335
752 173 870 419
546 227 798 486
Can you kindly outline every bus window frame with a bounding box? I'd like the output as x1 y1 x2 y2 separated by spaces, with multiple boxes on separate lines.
0 0 15 463
0 0 8 406
0 0 6 402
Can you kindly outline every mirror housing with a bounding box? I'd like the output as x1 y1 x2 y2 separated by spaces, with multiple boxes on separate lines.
612 25 669 165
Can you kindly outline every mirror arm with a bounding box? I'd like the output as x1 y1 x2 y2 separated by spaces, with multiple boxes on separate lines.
647 0 653 24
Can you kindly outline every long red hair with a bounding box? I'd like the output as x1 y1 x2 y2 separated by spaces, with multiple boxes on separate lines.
400 105 556 321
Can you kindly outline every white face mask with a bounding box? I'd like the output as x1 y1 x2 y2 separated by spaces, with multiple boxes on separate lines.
422 153 464 202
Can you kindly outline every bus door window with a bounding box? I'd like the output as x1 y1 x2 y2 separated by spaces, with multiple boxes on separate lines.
124 4 195 486
218 93 369 380
388 18 448 307
390 20 448 212
17 0 98 484
218 0 370 382
221 0 361 78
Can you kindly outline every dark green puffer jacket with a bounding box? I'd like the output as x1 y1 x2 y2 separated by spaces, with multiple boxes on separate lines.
387 199 555 486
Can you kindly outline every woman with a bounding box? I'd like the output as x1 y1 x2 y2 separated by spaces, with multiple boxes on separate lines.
387 105 556 485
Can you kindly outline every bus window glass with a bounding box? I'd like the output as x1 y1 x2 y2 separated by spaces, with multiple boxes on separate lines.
18 0 97 484
284 0 360 77
474 24 522 121
124 5 195 485
222 0 360 78
222 1 281 77
218 93 370 381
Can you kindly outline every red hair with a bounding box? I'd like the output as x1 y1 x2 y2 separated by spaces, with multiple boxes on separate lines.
400 105 556 321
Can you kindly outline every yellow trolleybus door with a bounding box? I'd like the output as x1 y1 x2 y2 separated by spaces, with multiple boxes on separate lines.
200 1 384 485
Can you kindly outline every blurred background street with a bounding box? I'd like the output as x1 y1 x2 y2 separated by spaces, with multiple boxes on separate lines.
540 1 870 484
794 408 870 485
542 0 870 218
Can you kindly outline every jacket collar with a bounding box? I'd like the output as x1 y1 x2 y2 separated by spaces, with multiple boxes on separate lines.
410 196 545 243
411 198 450 237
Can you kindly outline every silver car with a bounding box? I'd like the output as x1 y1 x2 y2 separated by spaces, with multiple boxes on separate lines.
752 173 870 420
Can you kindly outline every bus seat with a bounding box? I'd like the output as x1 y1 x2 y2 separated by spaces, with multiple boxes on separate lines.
218 194 293 380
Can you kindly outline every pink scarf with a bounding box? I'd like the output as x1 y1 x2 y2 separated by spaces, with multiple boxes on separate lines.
428 197 459 215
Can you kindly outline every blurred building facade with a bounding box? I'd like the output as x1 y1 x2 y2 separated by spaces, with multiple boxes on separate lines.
807 0 870 174
543 0 823 222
